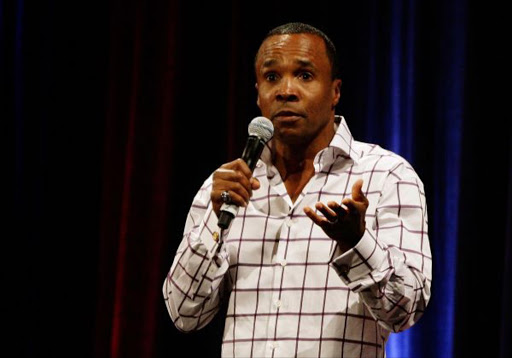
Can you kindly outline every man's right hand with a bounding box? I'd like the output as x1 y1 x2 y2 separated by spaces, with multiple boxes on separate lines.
211 159 260 217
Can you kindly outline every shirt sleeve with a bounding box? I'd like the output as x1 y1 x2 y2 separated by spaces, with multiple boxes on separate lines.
331 160 432 333
162 176 231 332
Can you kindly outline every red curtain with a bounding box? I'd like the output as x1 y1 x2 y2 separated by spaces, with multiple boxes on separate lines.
92 1 250 356
93 1 178 357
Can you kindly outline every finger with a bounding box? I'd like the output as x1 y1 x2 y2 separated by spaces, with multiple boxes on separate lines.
315 202 338 222
341 198 366 217
304 206 330 226
250 177 261 190
351 179 366 202
217 178 252 204
327 201 348 219
216 157 254 184
215 167 251 185
214 170 253 198
226 158 253 180
215 189 248 207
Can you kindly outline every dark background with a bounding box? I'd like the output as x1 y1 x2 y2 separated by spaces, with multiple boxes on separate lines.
4 0 511 357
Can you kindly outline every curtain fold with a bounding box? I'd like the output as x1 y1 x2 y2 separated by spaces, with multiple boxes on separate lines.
93 1 179 357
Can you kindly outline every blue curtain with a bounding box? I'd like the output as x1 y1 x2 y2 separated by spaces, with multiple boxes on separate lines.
365 1 465 357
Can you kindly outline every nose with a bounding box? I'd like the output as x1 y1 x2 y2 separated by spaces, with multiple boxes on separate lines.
276 78 299 102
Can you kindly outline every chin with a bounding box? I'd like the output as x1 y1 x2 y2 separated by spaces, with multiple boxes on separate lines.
275 131 309 146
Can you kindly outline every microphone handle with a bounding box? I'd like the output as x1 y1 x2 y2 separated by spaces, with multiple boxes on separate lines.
217 136 265 230
217 203 238 229
241 135 264 171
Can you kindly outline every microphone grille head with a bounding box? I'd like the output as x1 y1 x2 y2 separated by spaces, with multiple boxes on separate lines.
248 116 274 142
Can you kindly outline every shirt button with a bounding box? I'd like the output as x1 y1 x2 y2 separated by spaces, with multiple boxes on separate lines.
286 217 296 227
274 299 282 308
280 259 287 267
270 342 279 349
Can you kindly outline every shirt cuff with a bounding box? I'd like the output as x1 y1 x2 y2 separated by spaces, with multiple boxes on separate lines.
198 206 230 259
330 229 387 290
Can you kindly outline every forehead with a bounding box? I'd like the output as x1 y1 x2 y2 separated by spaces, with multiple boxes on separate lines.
255 33 329 68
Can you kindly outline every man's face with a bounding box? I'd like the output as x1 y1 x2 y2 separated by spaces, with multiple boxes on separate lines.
255 33 341 146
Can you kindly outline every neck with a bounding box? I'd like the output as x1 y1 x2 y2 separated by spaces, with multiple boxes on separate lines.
273 145 313 179
273 123 335 177
271 124 335 202
273 147 315 203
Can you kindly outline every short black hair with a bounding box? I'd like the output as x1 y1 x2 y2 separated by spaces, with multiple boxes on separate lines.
257 22 340 80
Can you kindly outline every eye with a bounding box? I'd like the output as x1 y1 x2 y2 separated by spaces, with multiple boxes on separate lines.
299 72 313 81
265 72 278 82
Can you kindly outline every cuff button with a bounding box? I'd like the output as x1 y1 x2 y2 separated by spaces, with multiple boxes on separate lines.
338 264 350 275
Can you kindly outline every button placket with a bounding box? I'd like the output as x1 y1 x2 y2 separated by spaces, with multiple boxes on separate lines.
266 212 289 350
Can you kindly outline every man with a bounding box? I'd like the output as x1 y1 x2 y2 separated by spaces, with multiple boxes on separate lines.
163 22 431 357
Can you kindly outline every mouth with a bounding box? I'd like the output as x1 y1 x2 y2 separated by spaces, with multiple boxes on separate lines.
272 110 304 122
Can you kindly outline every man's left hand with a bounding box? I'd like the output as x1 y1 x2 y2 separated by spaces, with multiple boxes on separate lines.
304 179 369 252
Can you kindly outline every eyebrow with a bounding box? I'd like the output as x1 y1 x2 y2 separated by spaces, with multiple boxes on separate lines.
262 59 277 68
261 58 315 69
296 59 314 68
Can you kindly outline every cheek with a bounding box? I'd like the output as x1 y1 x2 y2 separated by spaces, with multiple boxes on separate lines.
309 88 332 109
321 88 338 107
257 91 273 109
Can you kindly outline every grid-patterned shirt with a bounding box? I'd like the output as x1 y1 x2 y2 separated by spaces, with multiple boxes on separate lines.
163 116 432 358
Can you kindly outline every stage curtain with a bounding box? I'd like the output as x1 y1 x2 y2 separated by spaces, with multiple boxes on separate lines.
5 0 510 357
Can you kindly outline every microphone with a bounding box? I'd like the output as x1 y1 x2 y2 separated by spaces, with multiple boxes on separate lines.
217 116 274 230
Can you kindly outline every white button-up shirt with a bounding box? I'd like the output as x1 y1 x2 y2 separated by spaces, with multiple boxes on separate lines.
163 116 432 357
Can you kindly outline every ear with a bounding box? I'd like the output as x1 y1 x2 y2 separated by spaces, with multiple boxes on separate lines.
255 82 260 108
331 78 342 108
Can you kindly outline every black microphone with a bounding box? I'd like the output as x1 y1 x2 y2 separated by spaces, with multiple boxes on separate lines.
217 116 274 230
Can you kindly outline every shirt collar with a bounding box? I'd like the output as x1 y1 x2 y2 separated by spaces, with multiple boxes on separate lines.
329 115 360 162
258 115 360 176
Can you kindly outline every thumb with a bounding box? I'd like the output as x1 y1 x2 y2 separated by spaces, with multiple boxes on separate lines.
351 179 365 202
251 177 261 190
